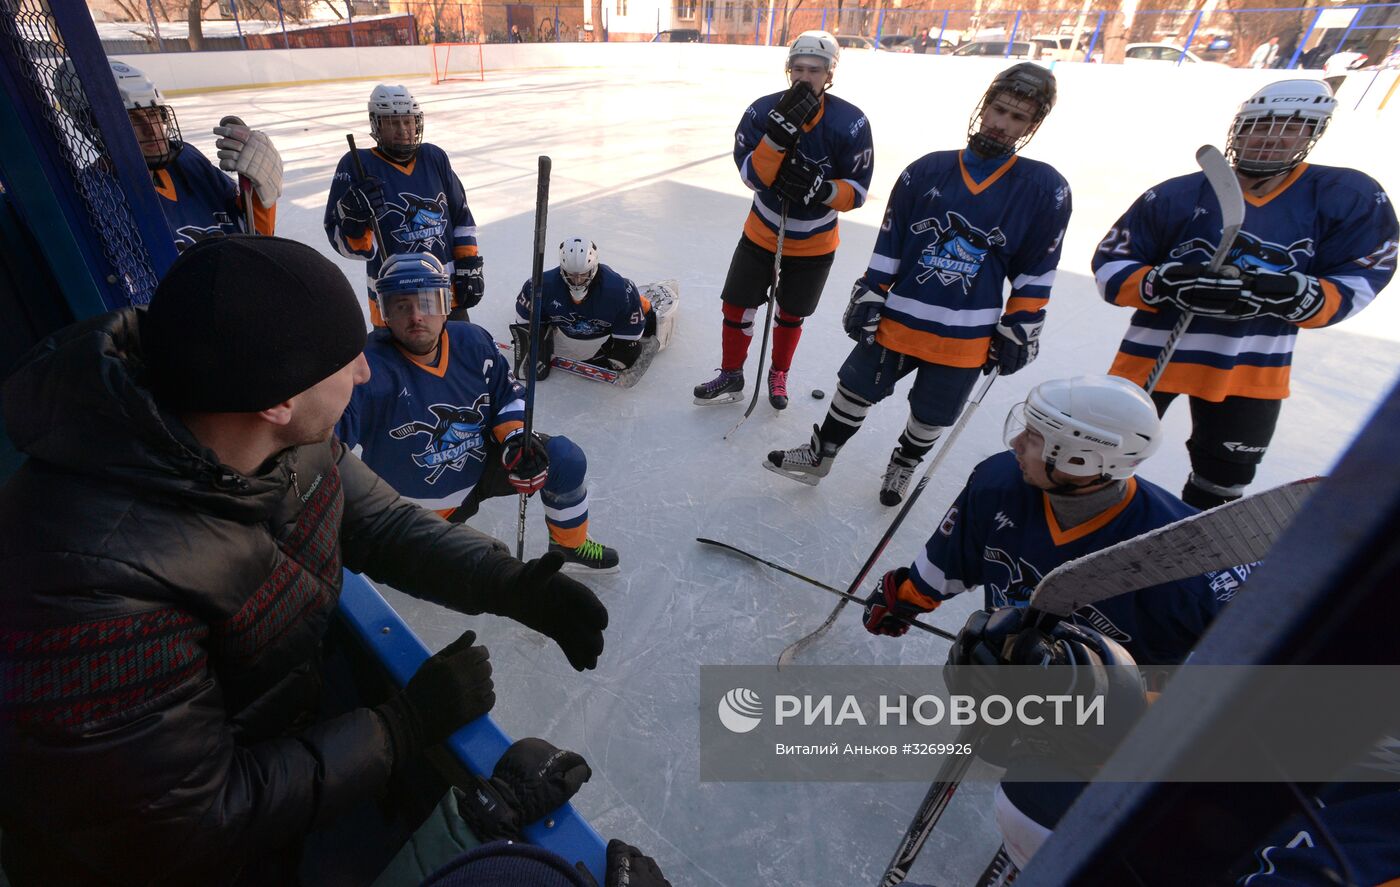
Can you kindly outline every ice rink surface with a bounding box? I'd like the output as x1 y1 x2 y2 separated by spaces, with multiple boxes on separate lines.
174 52 1399 885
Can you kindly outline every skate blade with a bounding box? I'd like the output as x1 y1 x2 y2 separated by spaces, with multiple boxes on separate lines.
559 561 621 576
693 391 745 406
762 460 822 486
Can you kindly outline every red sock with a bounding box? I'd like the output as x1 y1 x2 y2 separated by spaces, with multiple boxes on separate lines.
720 303 755 372
770 309 804 372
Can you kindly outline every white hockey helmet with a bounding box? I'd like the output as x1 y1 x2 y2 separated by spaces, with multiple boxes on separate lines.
788 30 839 74
1004 375 1161 481
1226 79 1335 178
54 60 182 169
559 236 598 302
368 84 424 162
373 252 451 319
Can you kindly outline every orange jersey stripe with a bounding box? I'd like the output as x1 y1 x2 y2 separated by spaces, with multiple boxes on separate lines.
346 228 375 254
1112 266 1153 310
742 213 839 256
1109 352 1291 401
750 139 786 187
1043 478 1138 546
876 319 991 368
1004 295 1049 315
367 296 385 328
550 521 589 548
895 576 942 612
493 419 524 442
453 244 480 259
1297 279 1344 329
828 180 858 213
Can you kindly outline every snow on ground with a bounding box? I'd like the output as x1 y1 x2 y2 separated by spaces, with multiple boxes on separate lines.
172 55 1399 885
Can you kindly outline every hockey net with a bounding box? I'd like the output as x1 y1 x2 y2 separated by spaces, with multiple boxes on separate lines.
430 43 486 84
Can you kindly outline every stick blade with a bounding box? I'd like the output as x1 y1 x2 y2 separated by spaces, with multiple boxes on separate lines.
1195 144 1247 242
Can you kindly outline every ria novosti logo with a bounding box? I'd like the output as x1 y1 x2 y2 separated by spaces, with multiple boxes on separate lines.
718 688 764 734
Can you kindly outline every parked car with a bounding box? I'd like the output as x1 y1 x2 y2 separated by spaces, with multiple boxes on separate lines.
1091 42 1224 65
1029 33 1086 62
651 28 701 43
877 34 915 53
951 39 1040 59
835 34 878 51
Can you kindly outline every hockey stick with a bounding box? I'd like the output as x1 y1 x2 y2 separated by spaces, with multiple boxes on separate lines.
696 537 957 641
345 134 388 262
777 369 999 669
517 155 552 561
724 201 789 440
1143 145 1246 394
879 724 986 887
219 115 257 235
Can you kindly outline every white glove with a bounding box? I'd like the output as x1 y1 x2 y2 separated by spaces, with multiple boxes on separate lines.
213 120 283 206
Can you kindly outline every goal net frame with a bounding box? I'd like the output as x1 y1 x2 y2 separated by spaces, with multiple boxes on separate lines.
430 43 486 84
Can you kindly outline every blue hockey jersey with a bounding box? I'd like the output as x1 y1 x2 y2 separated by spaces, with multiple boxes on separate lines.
735 90 874 257
1094 163 1397 401
323 144 479 304
865 149 1071 368
515 264 648 343
336 323 523 510
902 452 1242 665
150 142 274 250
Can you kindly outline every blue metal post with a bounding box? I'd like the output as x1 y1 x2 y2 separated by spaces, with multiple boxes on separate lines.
1177 9 1203 66
1084 10 1104 62
875 7 885 45
274 0 290 48
555 4 560 40
229 0 247 50
458 3 465 40
936 9 947 53
1288 8 1323 69
820 5 826 31
1005 9 1021 57
657 8 661 36
143 0 165 52
766 4 775 45
707 0 714 41
346 0 356 47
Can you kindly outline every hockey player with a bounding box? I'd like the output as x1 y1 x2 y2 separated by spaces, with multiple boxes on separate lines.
862 375 1240 667
324 84 485 326
692 30 874 410
63 60 282 248
336 253 619 572
1095 79 1397 509
510 237 655 377
766 63 1071 506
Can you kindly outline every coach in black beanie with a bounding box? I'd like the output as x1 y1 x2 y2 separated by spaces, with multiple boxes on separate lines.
143 235 367 412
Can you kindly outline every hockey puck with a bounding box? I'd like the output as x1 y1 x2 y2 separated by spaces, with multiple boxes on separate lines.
812 389 826 400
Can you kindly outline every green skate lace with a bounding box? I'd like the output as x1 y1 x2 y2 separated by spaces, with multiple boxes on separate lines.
575 539 606 561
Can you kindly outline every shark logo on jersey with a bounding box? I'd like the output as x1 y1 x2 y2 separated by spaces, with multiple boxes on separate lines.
173 213 240 250
984 547 1043 607
1172 231 1314 274
384 192 450 252
553 314 613 338
911 212 1006 291
389 395 490 484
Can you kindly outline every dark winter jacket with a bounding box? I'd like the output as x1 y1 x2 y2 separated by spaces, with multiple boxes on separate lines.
0 309 517 885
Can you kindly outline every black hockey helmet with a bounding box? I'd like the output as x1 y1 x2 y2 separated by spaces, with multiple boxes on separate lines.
968 63 1057 157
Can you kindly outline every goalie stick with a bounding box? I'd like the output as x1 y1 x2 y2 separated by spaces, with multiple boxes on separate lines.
879 476 1321 886
695 537 957 642
776 370 998 669
1144 145 1246 394
495 340 658 389
516 155 551 560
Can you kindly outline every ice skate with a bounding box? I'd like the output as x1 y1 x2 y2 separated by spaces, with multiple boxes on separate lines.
549 538 620 574
763 425 840 486
880 448 920 506
693 369 744 406
767 368 789 410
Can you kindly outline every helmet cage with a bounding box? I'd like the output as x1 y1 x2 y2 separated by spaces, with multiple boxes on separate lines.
559 238 598 302
968 87 1050 157
1226 111 1330 178
368 86 424 163
128 104 183 170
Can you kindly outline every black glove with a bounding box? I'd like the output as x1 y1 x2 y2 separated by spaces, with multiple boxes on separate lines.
773 156 833 207
453 255 485 313
457 737 592 841
337 176 385 224
1140 261 1244 316
510 323 554 381
764 81 819 150
842 280 886 345
481 551 609 671
1239 269 1326 323
943 606 1028 701
985 311 1044 376
375 629 495 768
587 337 642 371
501 429 549 495
600 839 674 887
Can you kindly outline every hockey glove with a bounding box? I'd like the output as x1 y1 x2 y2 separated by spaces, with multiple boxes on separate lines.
596 840 675 887
587 337 642 371
842 281 886 346
863 568 934 637
773 156 834 208
1141 261 1245 316
985 311 1045 376
213 121 283 205
943 606 1028 701
453 255 485 313
509 323 554 381
763 81 820 151
374 629 495 771
502 428 549 495
456 737 592 842
479 550 609 671
337 176 385 225
1240 270 1326 324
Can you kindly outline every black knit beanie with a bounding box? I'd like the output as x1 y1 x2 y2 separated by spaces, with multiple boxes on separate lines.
142 235 367 412
421 841 592 887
